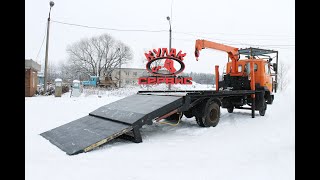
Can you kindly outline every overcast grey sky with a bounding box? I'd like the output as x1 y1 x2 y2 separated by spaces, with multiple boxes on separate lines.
25 0 294 74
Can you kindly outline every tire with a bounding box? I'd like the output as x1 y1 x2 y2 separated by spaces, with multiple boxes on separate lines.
196 101 220 127
266 94 274 104
227 106 234 113
196 116 205 127
193 99 208 127
203 102 220 127
259 101 267 116
193 99 221 127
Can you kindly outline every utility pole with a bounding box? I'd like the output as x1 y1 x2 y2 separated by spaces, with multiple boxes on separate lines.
167 16 172 90
43 1 55 94
167 16 172 51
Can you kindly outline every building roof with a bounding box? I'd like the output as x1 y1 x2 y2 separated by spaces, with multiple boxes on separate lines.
25 59 41 71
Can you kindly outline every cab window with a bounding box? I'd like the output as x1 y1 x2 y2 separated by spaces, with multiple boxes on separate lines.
265 63 270 74
238 65 242 73
244 63 257 72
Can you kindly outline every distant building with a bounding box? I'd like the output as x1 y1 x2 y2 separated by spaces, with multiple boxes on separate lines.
25 59 41 97
102 67 169 87
111 68 148 87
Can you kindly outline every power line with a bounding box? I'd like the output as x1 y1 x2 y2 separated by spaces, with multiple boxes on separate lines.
172 38 295 49
173 31 280 47
174 30 295 38
172 36 295 46
173 31 241 44
51 19 295 48
51 19 294 41
35 23 47 63
173 31 295 46
52 20 168 33
173 38 295 46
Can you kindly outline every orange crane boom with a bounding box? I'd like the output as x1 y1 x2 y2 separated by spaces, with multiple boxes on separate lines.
195 39 239 74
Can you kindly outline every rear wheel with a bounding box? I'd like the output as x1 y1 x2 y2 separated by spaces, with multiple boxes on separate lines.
193 98 221 127
197 102 220 127
203 102 220 127
196 117 205 127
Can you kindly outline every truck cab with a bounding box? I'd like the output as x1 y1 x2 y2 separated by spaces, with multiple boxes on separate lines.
226 59 273 92
82 76 99 87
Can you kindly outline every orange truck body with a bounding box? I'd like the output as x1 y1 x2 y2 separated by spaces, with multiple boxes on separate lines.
195 39 276 93
225 59 273 92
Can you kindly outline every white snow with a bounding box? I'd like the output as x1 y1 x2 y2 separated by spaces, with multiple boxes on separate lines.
26 83 294 180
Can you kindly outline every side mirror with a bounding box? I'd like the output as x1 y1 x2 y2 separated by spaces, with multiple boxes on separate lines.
272 63 277 72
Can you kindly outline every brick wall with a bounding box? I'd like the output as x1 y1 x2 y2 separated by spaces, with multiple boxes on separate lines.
25 69 38 97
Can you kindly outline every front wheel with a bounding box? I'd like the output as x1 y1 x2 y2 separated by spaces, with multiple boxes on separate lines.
259 101 267 116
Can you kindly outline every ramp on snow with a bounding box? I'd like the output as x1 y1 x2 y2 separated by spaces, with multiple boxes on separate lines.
41 94 184 155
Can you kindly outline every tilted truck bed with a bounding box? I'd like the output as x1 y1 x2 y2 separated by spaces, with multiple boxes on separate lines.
41 90 256 155
41 94 184 155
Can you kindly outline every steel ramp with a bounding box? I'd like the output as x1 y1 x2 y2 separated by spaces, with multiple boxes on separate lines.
41 94 183 155
40 115 133 155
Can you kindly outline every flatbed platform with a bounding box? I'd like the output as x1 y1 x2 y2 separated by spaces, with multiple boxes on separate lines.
41 94 184 155
41 90 257 155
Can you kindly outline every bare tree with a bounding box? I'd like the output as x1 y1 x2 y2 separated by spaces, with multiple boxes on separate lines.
46 62 60 83
57 61 88 83
66 33 133 79
277 61 290 91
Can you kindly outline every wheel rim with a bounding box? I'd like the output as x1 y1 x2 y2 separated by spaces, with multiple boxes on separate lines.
209 109 218 122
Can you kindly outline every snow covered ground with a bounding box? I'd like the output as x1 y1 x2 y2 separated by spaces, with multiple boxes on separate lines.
25 83 294 180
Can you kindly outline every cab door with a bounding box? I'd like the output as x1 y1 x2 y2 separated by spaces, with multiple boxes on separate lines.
263 62 272 92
